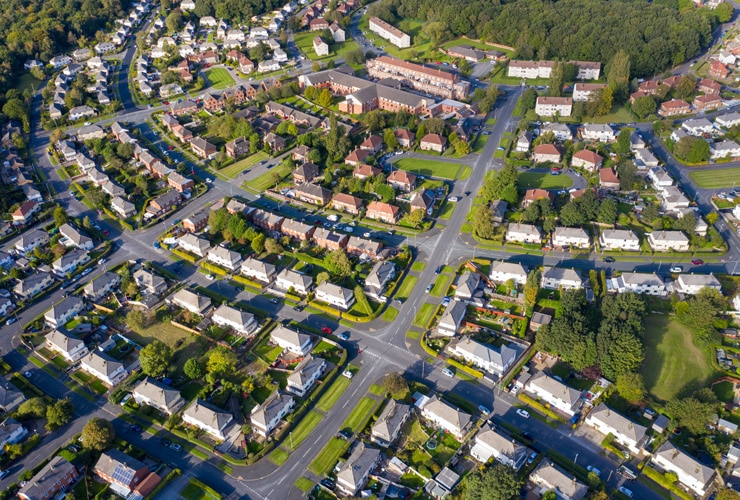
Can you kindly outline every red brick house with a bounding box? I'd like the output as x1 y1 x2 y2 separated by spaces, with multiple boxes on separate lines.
183 210 209 232
353 164 381 180
532 143 561 163
698 78 722 95
388 170 417 192
659 99 690 117
599 167 620 190
394 128 415 148
360 135 384 153
710 60 730 80
168 172 194 192
367 201 400 224
419 133 447 153
281 219 316 241
225 137 249 158
294 183 332 205
694 93 722 111
310 18 330 31
344 148 371 166
293 162 320 184
522 189 554 208
331 193 364 214
172 124 193 142
147 190 181 217
191 137 217 159
312 227 348 250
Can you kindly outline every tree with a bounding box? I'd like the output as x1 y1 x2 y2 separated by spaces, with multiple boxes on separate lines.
207 346 237 375
548 62 564 97
463 463 523 500
520 88 537 110
383 372 408 395
316 271 330 284
53 206 69 227
408 209 425 228
81 418 115 451
715 2 734 22
614 129 631 155
617 160 638 190
375 183 395 203
165 11 184 32
677 287 726 340
597 198 618 224
139 340 172 377
560 201 586 227
666 392 718 435
317 88 333 108
46 398 74 430
524 269 541 308
473 205 495 239
251 233 266 254
324 249 352 276
264 237 283 255
346 48 365 66
17 398 47 419
615 372 646 403
184 358 205 379
674 76 697 100
716 488 740 500
454 139 471 155
607 50 630 102
632 95 657 119
126 309 146 331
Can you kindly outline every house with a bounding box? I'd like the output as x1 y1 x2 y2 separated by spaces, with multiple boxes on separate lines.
133 269 167 295
15 229 49 254
59 223 93 251
394 128 415 148
527 372 582 416
80 351 127 386
83 272 121 301
168 172 194 193
68 105 97 121
14 272 54 298
294 183 332 206
329 22 345 42
133 378 185 415
280 219 316 241
694 92 723 111
367 201 401 224
182 211 209 233
530 460 588 500
147 190 181 217
293 162 320 184
0 381 26 413
248 209 284 231
287 355 326 397
17 457 79 500
310 17 330 30
530 312 552 332
76 124 106 141
360 135 384 153
453 271 480 302
292 145 314 163
95 449 161 498
489 261 528 286
716 112 740 128
585 403 648 454
535 97 572 117
271 325 312 355
711 140 740 159
171 289 211 315
581 124 616 142
542 123 573 141
241 257 277 284
44 295 85 328
646 231 690 252
275 269 313 295
212 304 256 335
419 395 472 439
388 170 417 192
12 200 41 225
660 99 691 117
572 82 608 101
505 223 542 244
532 143 561 163
258 59 281 73
608 272 666 296
331 193 364 214
599 229 640 250
648 167 673 188
315 282 355 310
515 130 533 152
368 17 411 48
345 148 371 166
425 467 460 498
191 137 217 160
470 424 528 468
651 442 715 496
599 167 620 190
346 237 383 259
699 77 722 95
207 246 243 271
552 227 590 249
371 399 411 447
0 418 28 453
365 261 396 298
672 273 722 295
178 233 211 257
183 400 234 441
437 301 467 336
336 443 381 497
449 337 517 376
710 60 730 79
313 36 330 56
682 118 714 136
541 266 582 290
660 186 691 212
250 391 295 437
420 133 447 153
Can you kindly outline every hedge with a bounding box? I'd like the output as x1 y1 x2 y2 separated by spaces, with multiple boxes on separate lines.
232 275 264 291
187 478 222 499
308 301 341 317
641 465 693 500
200 261 229 276
517 393 565 423
170 427 215 452
145 468 181 500
419 331 441 358
446 358 484 379
102 207 134 231
172 248 199 263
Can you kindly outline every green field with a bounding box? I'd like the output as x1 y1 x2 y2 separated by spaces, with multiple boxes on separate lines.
341 396 378 432
205 68 236 90
430 274 453 297
518 172 573 189
270 447 290 465
641 315 718 402
395 158 463 180
411 262 426 272
689 167 740 188
286 411 322 450
294 32 361 61
395 275 418 300
438 203 455 220
14 73 42 93
309 437 348 475
218 152 269 179
242 162 293 193
382 306 399 322
294 477 315 492
358 17 432 61
180 479 221 500
413 303 437 328
315 375 352 412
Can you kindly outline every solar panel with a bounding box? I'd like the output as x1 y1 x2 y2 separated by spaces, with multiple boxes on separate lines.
111 464 135 485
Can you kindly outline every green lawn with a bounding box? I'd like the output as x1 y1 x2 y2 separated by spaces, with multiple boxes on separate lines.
242 162 293 193
294 477 315 492
286 411 322 450
315 375 352 412
180 479 221 500
358 16 433 61
205 68 236 90
411 262 427 272
472 134 489 153
382 306 399 322
641 315 718 402
458 166 472 180
395 158 463 180
218 152 269 179
395 276 418 300
294 32 361 61
430 274 453 297
440 38 514 57
518 172 573 189
413 303 437 328
341 397 378 433
309 437 348 476
438 203 455 220
588 105 633 125
689 168 740 188
14 73 42 93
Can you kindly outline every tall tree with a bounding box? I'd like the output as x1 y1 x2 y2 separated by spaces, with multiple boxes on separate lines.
139 340 172 377
81 418 115 451
607 50 631 103
463 463 523 500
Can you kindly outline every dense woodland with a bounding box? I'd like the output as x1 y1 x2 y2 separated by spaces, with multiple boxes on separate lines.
368 0 723 78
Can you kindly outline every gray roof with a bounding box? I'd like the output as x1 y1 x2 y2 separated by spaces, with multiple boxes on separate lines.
439 301 467 329
337 442 380 492
133 378 184 412
0 381 25 411
542 266 582 284
277 269 313 289
422 395 472 433
45 329 85 356
366 261 395 290
46 295 84 323
677 273 721 288
490 261 527 278
553 226 589 240
654 441 715 488
83 271 120 297
178 233 211 253
207 246 242 265
18 456 77 500
270 325 311 349
184 399 233 432
620 272 664 287
648 230 689 243
281 219 314 235
53 248 89 269
587 403 647 444
82 350 124 377
532 460 588 500
528 372 582 407
456 270 481 297
171 288 211 313
450 337 517 371
95 449 146 486
474 423 528 462
250 391 293 429
601 229 639 241
213 304 254 327
372 399 411 444
241 257 276 277
287 355 325 389
316 282 353 302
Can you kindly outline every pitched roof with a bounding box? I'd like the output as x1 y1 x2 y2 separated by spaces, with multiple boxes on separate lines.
573 149 603 165
95 449 146 486
81 351 124 377
184 399 233 432
133 378 183 411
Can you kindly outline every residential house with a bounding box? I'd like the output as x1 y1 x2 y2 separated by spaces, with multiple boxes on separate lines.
331 193 364 214
608 272 666 296
599 167 620 190
0 419 28 453
270 325 312 355
532 143 561 163
44 295 85 328
448 337 517 376
94 449 161 498
530 460 588 500
360 135 384 153
526 372 582 416
69 105 97 121
168 172 194 193
207 246 243 271
336 443 381 497
489 261 528 286
470 424 528 468
371 399 411 447
572 82 608 101
313 36 330 56
522 189 555 209
646 231 690 252
345 148 371 166
711 140 740 159
250 391 295 437
15 229 49 254
329 22 345 42
365 261 396 299
368 17 411 48
505 223 542 244
367 201 401 224
660 99 691 117
542 123 573 141
280 219 316 241
191 137 217 160
170 289 211 315
535 97 573 117
312 228 348 250
420 395 472 439
240 257 276 284
634 147 660 168
315 282 355 310
178 233 211 257
183 400 234 441
17 457 79 500
515 130 533 152
147 190 181 217
346 237 383 259
183 211 209 233
248 209 284 231
571 149 603 171
212 304 256 335
682 118 714 136
14 272 54 298
133 269 167 295
599 229 640 251
275 269 314 295
651 442 715 496
12 201 41 225
394 128 415 148
648 168 673 188
225 137 250 159
454 270 481 301
133 378 185 415
83 272 122 301
552 227 590 249
716 112 740 128
419 134 448 153
286 355 326 397
710 60 730 79
293 162 320 184
294 183 332 206
0 381 26 413
541 266 582 290
80 351 127 386
388 170 417 192
53 248 90 276
585 403 648 454
436 301 467 336
672 273 722 295
699 78 722 94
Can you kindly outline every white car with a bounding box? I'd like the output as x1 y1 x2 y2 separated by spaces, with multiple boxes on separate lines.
205 274 215 281
478 405 490 414
363 232 371 238
670 266 682 273
442 368 454 377
448 196 459 202
342 370 353 379
516 409 530 419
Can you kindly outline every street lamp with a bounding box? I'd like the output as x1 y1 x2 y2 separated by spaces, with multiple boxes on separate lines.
574 453 579 466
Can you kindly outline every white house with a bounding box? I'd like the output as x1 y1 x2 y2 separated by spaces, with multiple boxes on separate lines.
207 246 242 271
270 326 312 356
672 273 722 295
682 118 714 136
15 229 49 254
716 112 740 128
436 301 467 337
470 424 528 468
448 337 517 376
585 403 648 454
52 248 90 276
634 148 659 167
45 329 89 362
365 261 396 299
599 229 640 251
183 400 234 441
535 97 572 117
286 355 325 397
44 296 85 328
371 399 411 447
275 269 313 295
132 378 185 415
178 233 211 257
80 351 127 386
240 258 277 284
581 124 616 142
541 266 582 290
315 282 355 310
336 443 381 497
212 304 257 335
0 419 28 453
526 372 582 416
660 186 691 212
646 231 690 252
419 395 472 439
608 272 666 296
711 139 740 159
541 123 572 141
83 272 121 301
489 261 527 286
454 270 481 300
170 289 211 315
651 442 715 496
515 130 533 152
552 227 590 249
531 460 588 500
648 168 673 189
506 223 542 244
250 391 294 437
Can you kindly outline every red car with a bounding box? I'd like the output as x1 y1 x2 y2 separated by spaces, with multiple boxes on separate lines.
163 101 169 105
321 326 332 335
168 145 174 151
103 230 110 236
691 259 704 265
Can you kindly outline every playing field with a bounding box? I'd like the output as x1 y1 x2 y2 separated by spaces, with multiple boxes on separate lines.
641 315 718 402
294 32 361 61
689 167 740 188
242 162 293 192
394 158 463 180
518 172 573 189
205 68 235 90
218 152 269 179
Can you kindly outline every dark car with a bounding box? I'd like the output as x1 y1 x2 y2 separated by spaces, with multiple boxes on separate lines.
293 304 305 311
691 259 704 265
522 432 534 441
435 266 443 274
603 257 615 263
320 478 335 489
130 424 142 432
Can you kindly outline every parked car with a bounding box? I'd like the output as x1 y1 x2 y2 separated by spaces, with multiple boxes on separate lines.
169 443 182 452
205 274 215 281
586 465 601 477
269 298 280 304
435 266 443 274
442 368 454 377
527 451 538 464
342 370 353 379
425 284 433 293
320 478 335 490
670 266 682 273
0 470 9 480
516 409 530 419
321 326 333 334
442 296 451 306
478 405 490 414
691 259 704 265
338 332 349 341
618 486 633 498
603 257 615 263
23 371 31 378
